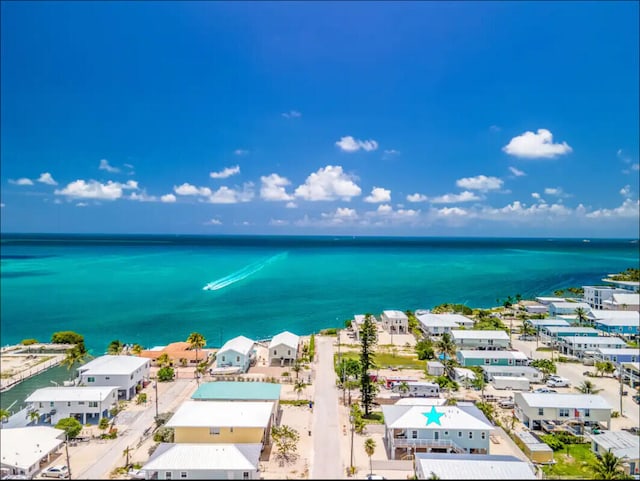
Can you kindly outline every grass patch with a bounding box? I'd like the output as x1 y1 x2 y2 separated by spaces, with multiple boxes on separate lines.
362 412 384 424
542 444 596 479
281 399 311 406
627 341 639 348
536 347 552 352
335 351 424 370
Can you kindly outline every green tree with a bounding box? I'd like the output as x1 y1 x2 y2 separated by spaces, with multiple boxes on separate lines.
415 339 435 360
55 417 83 439
107 339 124 355
21 338 39 346
476 401 495 423
271 425 300 462
294 380 306 400
574 307 589 327
436 332 456 362
471 373 487 401
595 361 607 377
98 417 110 433
131 344 143 356
157 353 172 368
0 408 10 423
364 437 376 475
61 345 90 377
576 380 602 394
350 403 366 434
397 381 410 397
589 450 632 480
602 361 616 377
309 334 315 360
186 332 206 363
531 359 557 376
359 313 378 416
28 410 40 425
51 331 86 353
157 366 175 382
292 360 303 380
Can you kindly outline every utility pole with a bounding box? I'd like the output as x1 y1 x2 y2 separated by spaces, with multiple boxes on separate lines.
65 433 72 479
619 370 624 417
154 377 159 420
349 415 355 472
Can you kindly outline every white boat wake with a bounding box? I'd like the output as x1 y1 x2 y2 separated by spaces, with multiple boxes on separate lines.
203 252 288 291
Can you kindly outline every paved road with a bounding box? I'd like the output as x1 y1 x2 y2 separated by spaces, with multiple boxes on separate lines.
311 336 343 480
75 379 197 479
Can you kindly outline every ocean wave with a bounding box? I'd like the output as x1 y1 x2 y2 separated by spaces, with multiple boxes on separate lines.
203 252 288 291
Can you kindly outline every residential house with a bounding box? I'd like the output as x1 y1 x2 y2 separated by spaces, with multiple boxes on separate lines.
25 386 118 425
450 367 477 386
540 326 599 343
456 350 529 367
535 297 567 305
426 361 445 377
523 302 548 314
587 310 640 336
527 318 571 329
417 313 473 336
191 382 282 426
514 392 612 431
481 365 543 384
391 381 440 398
381 401 494 460
139 342 214 367
589 431 639 477
620 362 639 388
583 286 630 310
548 302 591 317
602 277 640 293
602 293 640 311
415 453 536 480
0 427 65 479
559 336 628 358
166 401 273 447
451 330 510 350
139 443 262 480
381 310 409 334
268 331 300 366
76 355 150 400
593 348 639 366
216 336 256 373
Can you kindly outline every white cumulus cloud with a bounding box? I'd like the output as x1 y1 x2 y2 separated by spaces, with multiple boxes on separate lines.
129 191 157 202
270 219 290 226
531 192 541 200
9 178 34 186
364 187 391 203
260 174 293 201
407 193 428 203
508 166 526 177
544 187 570 198
99 159 120 173
174 183 212 196
55 179 138 200
430 191 481 204
434 206 468 217
335 136 379 153
206 218 223 225
456 175 503 192
207 183 254 204
234 149 249 156
586 199 639 219
285 202 297 209
160 194 177 203
294 165 362 201
502 129 572 159
321 207 359 224
210 165 240 179
37 172 58 185
620 185 632 199
282 110 301 119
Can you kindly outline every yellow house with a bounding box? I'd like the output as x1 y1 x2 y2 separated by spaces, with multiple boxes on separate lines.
166 401 274 446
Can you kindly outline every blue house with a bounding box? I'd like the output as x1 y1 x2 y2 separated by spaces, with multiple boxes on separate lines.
593 348 639 366
588 310 639 336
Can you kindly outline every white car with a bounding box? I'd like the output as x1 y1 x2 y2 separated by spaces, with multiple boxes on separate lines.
41 466 68 479
546 377 570 387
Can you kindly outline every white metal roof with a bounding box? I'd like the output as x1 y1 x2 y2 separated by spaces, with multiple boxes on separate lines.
25 386 119 403
381 404 494 430
451 330 509 340
516 393 612 410
166 401 273 428
561 336 628 346
458 350 528 360
610 293 640 305
452 367 477 380
77 355 149 375
417 313 470 328
416 453 536 480
621 361 640 371
549 302 592 310
218 336 255 356
142 443 261 472
589 431 639 460
536 297 566 303
0 427 65 470
544 326 599 334
527 318 570 327
268 331 299 349
382 310 408 320
482 365 540 374
588 309 640 325
595 348 639 357
395 398 448 406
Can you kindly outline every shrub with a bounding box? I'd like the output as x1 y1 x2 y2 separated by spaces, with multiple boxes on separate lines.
98 417 110 431
153 427 174 443
154 412 173 427
55 417 83 438
21 338 39 345
540 434 565 451
157 366 175 382
136 393 147 405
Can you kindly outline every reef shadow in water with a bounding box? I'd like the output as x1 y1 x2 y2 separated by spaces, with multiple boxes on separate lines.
1 255 58 260
1 270 53 278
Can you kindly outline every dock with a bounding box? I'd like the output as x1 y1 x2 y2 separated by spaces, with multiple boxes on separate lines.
0 343 71 393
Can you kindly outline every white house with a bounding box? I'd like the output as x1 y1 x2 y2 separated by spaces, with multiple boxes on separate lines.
481 365 543 384
392 381 440 398
76 355 150 400
417 313 472 336
620 362 639 389
588 310 640 336
450 367 477 386
0 427 65 479
589 431 639 477
216 336 256 373
548 302 591 317
583 286 630 310
451 330 510 350
381 310 409 334
268 331 299 366
514 393 612 431
602 293 640 311
415 453 536 480
381 401 494 460
535 297 566 305
524 303 548 314
426 361 445 377
25 386 119 425
140 443 262 480
559 336 628 358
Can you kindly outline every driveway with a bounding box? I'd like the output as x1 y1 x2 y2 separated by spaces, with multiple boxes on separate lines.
310 336 343 479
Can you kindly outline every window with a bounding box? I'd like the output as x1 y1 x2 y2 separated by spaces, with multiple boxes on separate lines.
468 432 473 439
493 359 498 364
130 374 134 380
166 473 172 480
458 431 462 438
559 408 570 418
481 432 486 440
411 431 417 439
88 377 95 383
50 402 54 407
273 350 277 355
236 356 240 363
584 409 590 418
89 402 98 408
230 427 234 433
78 401 85 405
221 356 226 362
484 358 491 365
209 427 220 435
180 472 187 479
287 350 291 355
243 473 250 480
105 376 110 380
538 408 544 416
39 402 43 408
444 431 449 436
67 402 71 407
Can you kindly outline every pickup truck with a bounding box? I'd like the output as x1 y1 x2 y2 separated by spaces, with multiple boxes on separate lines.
546 377 570 387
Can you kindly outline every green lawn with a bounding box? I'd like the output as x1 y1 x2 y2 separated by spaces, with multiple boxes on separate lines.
362 411 384 424
542 444 596 479
336 351 424 370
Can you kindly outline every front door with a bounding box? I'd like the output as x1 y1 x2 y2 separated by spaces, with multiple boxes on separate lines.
434 431 439 440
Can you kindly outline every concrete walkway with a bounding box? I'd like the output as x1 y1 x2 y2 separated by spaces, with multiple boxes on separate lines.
310 336 343 479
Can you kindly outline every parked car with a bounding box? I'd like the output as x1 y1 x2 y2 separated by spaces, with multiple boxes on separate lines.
547 377 570 388
128 469 145 480
633 394 640 405
41 466 68 479
534 387 557 393
498 399 515 408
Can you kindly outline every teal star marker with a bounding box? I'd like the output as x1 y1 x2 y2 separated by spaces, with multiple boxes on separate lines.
422 406 445 426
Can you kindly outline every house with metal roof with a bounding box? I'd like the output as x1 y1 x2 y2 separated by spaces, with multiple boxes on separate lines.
268 331 300 366
514 393 612 431
417 313 473 337
558 336 628 358
588 310 640 336
0 427 65 479
216 336 256 373
583 286 631 310
535 297 566 305
621 362 639 388
593 348 639 366
481 365 543 384
451 330 510 350
381 400 494 460
589 430 639 477
602 293 640 311
76 355 150 400
540 326 599 341
25 386 118 425
140 443 262 480
456 350 529 367
548 302 591 317
415 453 536 480
381 310 409 334
526 318 570 329
166 401 273 447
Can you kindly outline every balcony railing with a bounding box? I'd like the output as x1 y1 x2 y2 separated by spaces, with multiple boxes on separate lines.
392 437 465 452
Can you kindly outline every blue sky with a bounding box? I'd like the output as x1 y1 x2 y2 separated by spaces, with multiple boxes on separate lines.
1 1 638 237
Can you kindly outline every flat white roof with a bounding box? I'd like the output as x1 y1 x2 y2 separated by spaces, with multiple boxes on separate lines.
610 293 640 305
395 398 448 406
536 297 566 303
544 326 599 334
77 355 149 375
416 453 536 480
268 331 299 349
458 350 528 360
166 401 273 428
517 393 612 410
527 318 570 327
621 361 640 371
25 386 119 403
549 302 592 310
589 309 639 325
595 348 639 356
451 330 509 340
0 427 65 470
482 365 540 374
142 443 261 472
218 336 255 356
382 404 494 431
589 431 639 460
382 310 408 320
418 313 472 327
562 336 628 346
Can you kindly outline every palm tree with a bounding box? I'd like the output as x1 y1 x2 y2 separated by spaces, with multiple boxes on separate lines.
472 374 486 401
0 408 10 424
131 344 143 356
589 450 630 480
398 381 410 397
602 361 616 378
574 307 589 327
436 333 456 363
576 380 602 394
157 353 171 368
294 380 306 400
292 360 303 380
28 410 40 425
122 446 133 469
61 346 89 380
364 437 376 475
186 332 206 364
107 340 124 355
